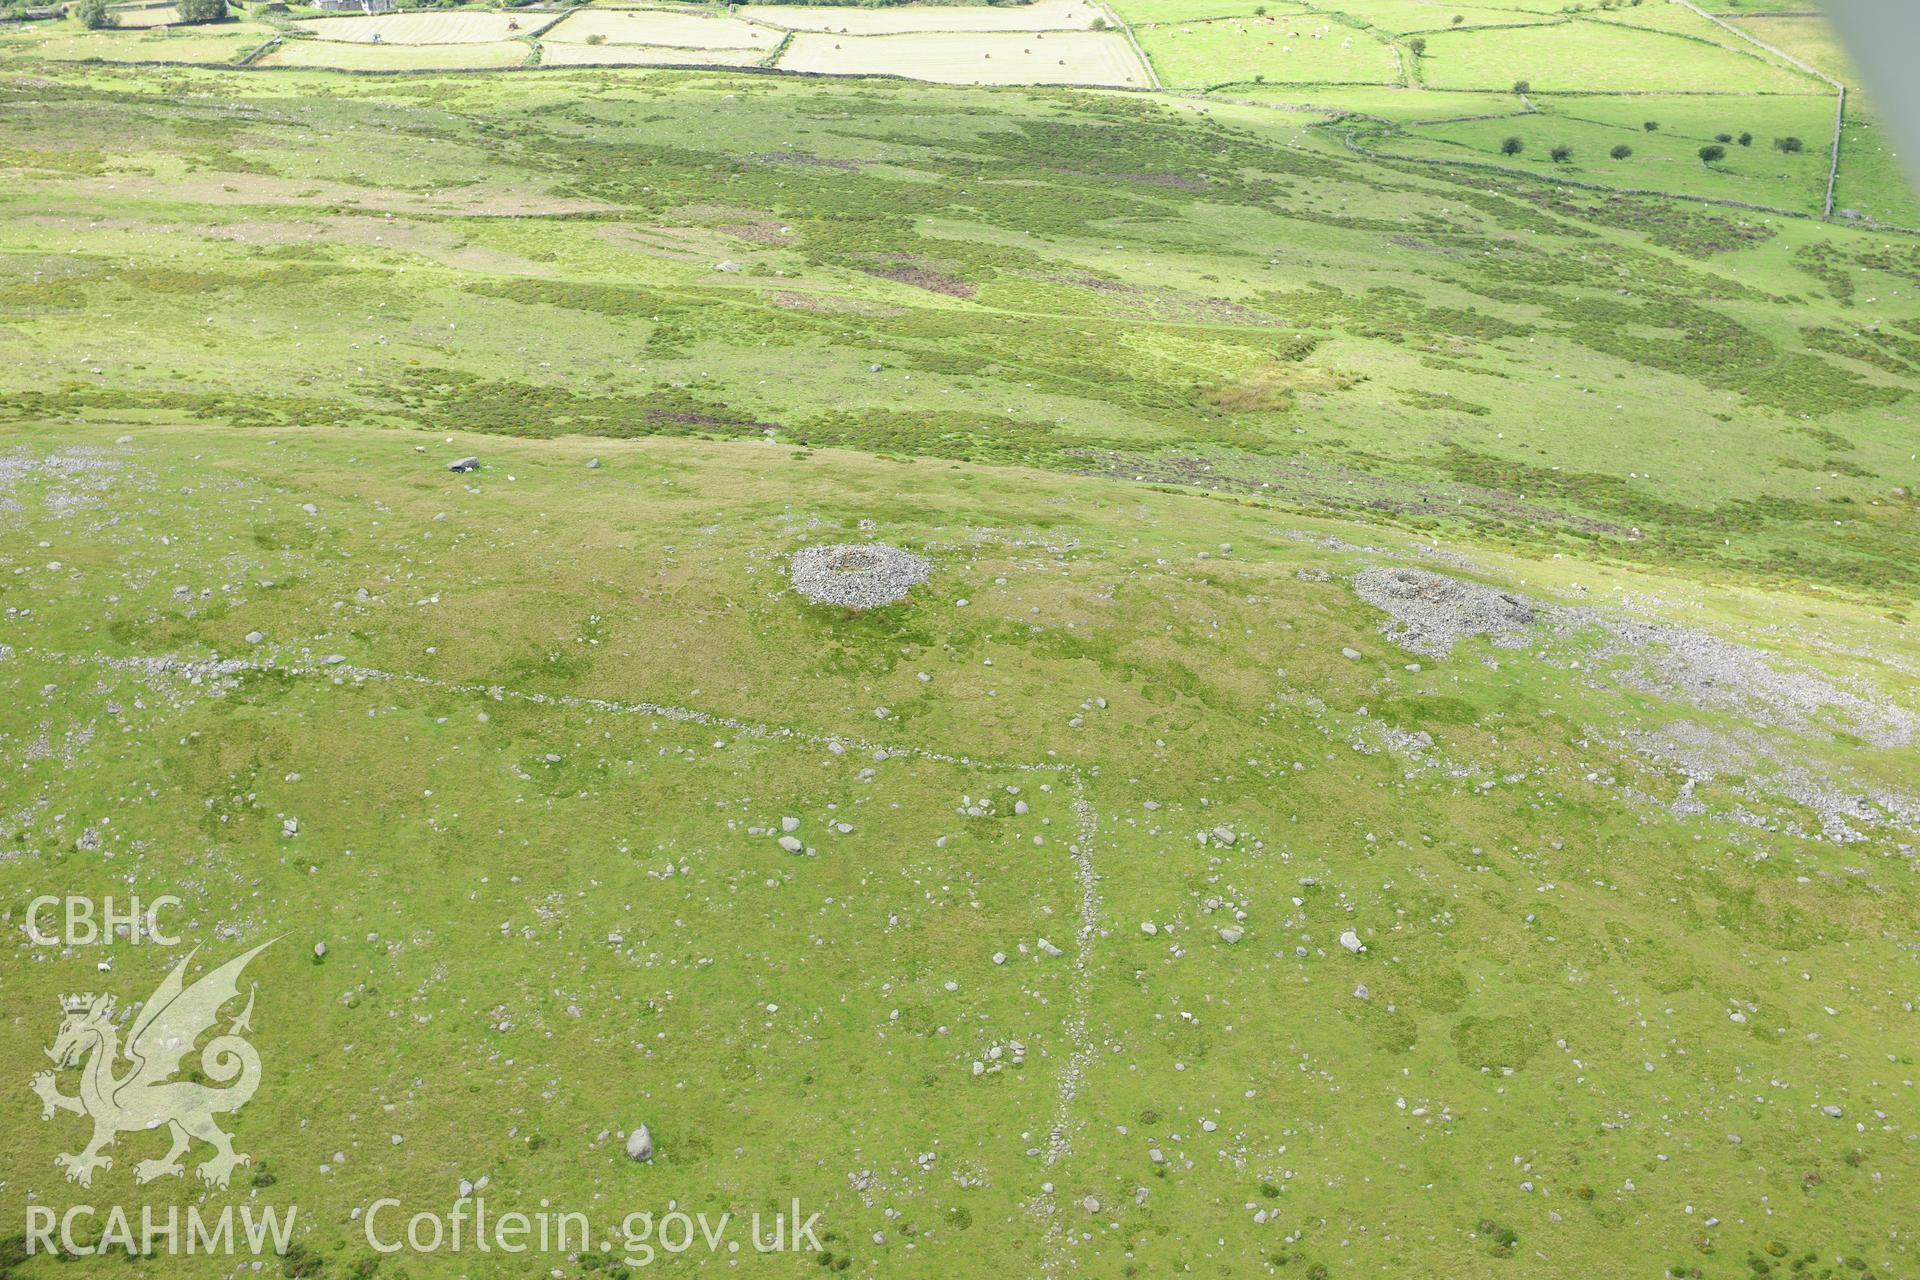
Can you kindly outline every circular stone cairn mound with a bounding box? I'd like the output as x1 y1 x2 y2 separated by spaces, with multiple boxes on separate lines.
790 542 932 609
1352 566 1535 658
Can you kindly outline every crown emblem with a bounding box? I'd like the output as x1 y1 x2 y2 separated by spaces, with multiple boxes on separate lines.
60 993 95 1013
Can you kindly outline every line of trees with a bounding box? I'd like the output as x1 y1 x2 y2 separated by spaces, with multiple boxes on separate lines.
1496 129 1810 167
72 0 224 25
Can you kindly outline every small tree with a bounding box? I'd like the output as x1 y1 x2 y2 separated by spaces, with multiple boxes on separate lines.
1775 135 1804 153
1698 143 1726 165
175 0 226 21
1610 143 1633 160
1642 120 1658 132
1737 131 1752 146
1452 13 1464 23
1408 36 1426 55
1501 136 1524 156
1549 144 1573 163
73 0 116 26
1714 132 1733 144
1512 79 1530 94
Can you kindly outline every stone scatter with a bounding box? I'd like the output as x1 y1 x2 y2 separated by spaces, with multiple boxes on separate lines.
1353 566 1535 658
789 542 932 609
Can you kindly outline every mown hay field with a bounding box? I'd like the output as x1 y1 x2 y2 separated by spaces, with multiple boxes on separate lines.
1138 14 1399 89
539 40 766 65
542 7 777 48
105 4 185 29
0 18 276 62
259 37 532 68
779 29 1150 86
741 0 1102 33
293 9 551 44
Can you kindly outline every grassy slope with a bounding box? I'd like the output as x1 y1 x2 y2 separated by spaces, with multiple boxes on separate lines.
0 30 1918 1280
2 423 1916 1280
0 65 1915 603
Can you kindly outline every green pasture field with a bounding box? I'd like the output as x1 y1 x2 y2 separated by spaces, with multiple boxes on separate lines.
1212 82 1521 122
1415 17 1821 93
1106 0 1302 25
1833 106 1920 228
1327 0 1565 34
1699 0 1829 10
1370 92 1838 214
1726 13 1850 81
1584 0 1768 42
1724 14 1920 227
1138 13 1400 88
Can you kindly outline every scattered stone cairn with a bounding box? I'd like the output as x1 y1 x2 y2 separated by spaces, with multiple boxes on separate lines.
789 543 932 609
1351 566 1534 658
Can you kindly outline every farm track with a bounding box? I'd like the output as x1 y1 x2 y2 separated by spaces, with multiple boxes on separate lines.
1101 0 1160 90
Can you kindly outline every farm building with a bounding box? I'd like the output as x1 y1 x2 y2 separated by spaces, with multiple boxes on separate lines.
313 0 393 12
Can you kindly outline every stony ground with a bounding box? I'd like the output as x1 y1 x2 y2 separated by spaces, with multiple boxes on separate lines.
2 425 1915 1279
2 19 1917 1279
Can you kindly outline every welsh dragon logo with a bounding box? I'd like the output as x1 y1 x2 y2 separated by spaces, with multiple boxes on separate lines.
30 941 273 1189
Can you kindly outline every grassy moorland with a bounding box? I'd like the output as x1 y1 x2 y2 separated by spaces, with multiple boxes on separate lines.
0 9 1918 1280
2 423 1916 1280
0 63 1915 599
